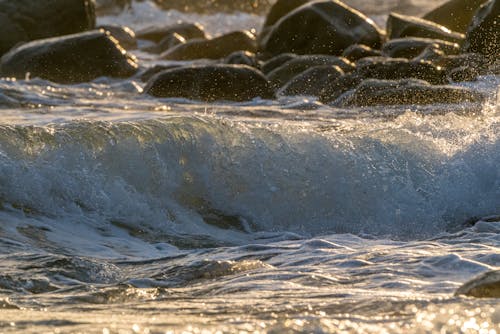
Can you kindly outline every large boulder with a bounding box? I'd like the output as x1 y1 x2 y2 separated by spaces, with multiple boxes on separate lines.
382 37 460 59
144 65 274 102
261 53 297 74
0 30 138 83
98 25 137 50
161 31 257 60
136 22 206 42
319 73 364 103
262 0 310 28
0 0 95 56
462 0 500 63
342 44 382 62
267 55 354 89
279 65 344 96
337 79 485 106
387 12 464 44
261 0 383 57
455 270 500 298
422 0 489 33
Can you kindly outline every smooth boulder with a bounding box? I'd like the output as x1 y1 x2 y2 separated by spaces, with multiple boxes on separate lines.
423 0 489 33
0 0 95 55
462 0 500 62
382 38 460 59
279 65 344 96
337 79 485 106
262 0 310 28
144 65 274 102
342 44 382 62
455 270 500 298
161 31 257 60
261 0 383 57
136 22 206 42
99 25 137 50
387 12 464 44
0 30 138 83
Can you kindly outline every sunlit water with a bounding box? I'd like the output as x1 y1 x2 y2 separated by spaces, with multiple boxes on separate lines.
0 0 499 333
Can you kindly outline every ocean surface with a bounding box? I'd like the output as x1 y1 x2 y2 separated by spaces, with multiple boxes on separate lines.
0 0 499 333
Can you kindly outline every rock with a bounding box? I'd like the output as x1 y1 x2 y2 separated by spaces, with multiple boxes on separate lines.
153 0 270 14
261 0 383 57
267 55 354 89
337 78 485 106
279 65 344 96
355 57 447 84
435 53 489 73
455 270 500 298
382 37 460 59
261 53 297 74
386 12 464 44
319 73 364 103
447 66 480 82
136 22 206 42
262 0 310 28
98 25 137 50
224 51 259 67
413 45 446 62
140 64 181 82
0 0 95 56
94 0 130 15
161 31 257 60
462 0 500 63
142 33 186 54
423 0 489 33
342 44 382 62
0 30 138 83
144 65 274 102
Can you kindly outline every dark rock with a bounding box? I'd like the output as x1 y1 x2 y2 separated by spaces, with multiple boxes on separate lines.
261 0 383 57
279 65 344 96
152 0 271 14
387 12 464 44
261 53 297 74
435 53 489 73
0 0 95 55
423 0 489 33
224 51 259 67
136 22 206 42
142 33 186 54
413 45 446 62
355 57 447 84
455 270 500 298
337 79 485 106
161 31 257 60
0 30 138 83
95 0 131 15
140 64 181 82
382 37 460 59
342 44 382 62
144 64 274 102
267 55 354 89
262 0 310 28
319 73 364 103
447 66 480 82
462 0 500 63
98 25 137 49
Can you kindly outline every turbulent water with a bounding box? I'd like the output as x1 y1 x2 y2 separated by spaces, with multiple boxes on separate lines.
0 0 499 333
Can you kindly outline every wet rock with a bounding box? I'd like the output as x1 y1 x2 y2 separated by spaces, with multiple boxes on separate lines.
144 64 274 102
0 0 95 55
319 73 364 103
261 53 297 74
337 79 485 106
95 0 130 15
98 25 137 50
261 0 383 57
224 51 259 68
423 0 489 33
153 0 271 14
161 31 257 60
455 270 500 298
267 55 354 89
435 53 489 73
356 57 447 84
462 0 500 63
382 37 460 59
140 64 181 82
413 45 446 62
142 33 186 54
279 65 344 96
342 44 382 62
136 22 206 42
387 12 464 44
447 66 480 82
262 0 310 28
0 30 138 83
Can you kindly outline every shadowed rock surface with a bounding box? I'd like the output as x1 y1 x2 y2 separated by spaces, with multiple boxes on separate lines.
387 12 464 44
262 0 310 28
136 23 206 42
342 44 382 62
98 25 137 50
279 65 344 96
0 30 138 83
261 53 297 74
455 270 500 298
144 65 274 102
161 31 257 60
319 73 364 103
0 0 95 55
382 37 460 59
224 51 260 67
462 0 500 63
423 0 490 33
261 0 383 57
336 79 485 106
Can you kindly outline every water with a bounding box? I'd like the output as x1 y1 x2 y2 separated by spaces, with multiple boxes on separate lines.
0 0 499 333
